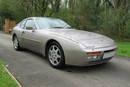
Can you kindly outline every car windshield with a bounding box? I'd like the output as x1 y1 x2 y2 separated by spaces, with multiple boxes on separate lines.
36 18 71 29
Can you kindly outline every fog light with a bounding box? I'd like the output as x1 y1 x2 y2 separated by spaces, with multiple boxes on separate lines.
87 55 98 59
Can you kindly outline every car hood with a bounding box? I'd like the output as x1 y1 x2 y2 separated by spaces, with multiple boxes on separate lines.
48 29 116 49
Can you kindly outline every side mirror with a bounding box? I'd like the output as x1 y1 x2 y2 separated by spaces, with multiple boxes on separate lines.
26 26 33 30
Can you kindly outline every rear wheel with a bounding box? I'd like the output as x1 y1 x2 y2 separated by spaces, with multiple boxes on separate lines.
13 36 21 50
47 41 65 68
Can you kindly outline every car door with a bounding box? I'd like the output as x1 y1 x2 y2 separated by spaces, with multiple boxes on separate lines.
18 19 27 47
21 19 41 53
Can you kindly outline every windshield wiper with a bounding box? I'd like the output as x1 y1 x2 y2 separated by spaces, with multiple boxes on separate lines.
51 26 72 29
65 27 72 29
63 24 72 29
51 27 64 28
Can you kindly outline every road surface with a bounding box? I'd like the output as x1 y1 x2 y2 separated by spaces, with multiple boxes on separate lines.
0 32 130 87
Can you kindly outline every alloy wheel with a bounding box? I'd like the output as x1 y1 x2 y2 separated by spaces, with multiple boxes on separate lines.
48 45 62 66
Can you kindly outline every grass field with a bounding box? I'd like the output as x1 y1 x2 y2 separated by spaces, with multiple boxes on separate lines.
117 42 130 57
0 62 18 87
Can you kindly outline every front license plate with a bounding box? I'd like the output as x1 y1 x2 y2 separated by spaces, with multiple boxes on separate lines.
103 51 116 59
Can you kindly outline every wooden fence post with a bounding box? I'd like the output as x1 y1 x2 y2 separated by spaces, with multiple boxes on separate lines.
3 19 16 34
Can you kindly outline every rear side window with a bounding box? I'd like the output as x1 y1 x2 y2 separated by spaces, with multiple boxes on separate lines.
19 20 26 29
16 20 26 29
24 19 36 29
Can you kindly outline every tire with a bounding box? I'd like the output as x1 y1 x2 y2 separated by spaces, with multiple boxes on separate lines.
47 41 65 68
13 36 21 51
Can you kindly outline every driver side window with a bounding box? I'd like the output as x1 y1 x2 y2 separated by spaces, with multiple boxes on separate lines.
25 19 36 30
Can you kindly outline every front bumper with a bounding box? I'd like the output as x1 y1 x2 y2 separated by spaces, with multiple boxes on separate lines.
78 49 116 66
65 47 117 66
64 41 117 66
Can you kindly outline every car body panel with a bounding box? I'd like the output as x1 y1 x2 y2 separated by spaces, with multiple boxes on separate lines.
12 17 117 66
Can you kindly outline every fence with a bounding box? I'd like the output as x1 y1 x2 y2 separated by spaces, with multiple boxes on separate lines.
3 19 16 34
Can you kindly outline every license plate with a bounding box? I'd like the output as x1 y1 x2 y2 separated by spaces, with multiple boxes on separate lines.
103 51 116 59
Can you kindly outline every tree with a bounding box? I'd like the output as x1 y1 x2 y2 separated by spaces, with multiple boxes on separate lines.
0 0 129 40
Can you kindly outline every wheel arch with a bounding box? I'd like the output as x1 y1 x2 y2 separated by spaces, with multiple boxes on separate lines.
45 39 65 59
12 33 17 41
45 39 60 56
45 39 66 68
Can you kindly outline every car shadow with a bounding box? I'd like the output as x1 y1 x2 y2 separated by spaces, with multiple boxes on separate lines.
19 48 49 62
60 61 118 74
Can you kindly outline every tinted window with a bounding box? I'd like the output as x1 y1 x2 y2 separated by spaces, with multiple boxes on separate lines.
36 18 71 29
25 19 36 29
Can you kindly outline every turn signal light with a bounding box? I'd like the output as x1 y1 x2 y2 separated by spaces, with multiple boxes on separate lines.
87 52 101 55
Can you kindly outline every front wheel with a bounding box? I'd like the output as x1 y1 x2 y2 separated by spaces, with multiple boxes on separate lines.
47 42 65 68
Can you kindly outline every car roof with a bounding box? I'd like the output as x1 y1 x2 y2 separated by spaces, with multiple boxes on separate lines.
26 17 59 20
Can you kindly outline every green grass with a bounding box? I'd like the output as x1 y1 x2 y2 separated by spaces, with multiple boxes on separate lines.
0 62 18 87
117 42 130 57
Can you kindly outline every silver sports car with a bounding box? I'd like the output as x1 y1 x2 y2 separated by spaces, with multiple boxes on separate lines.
12 17 117 68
